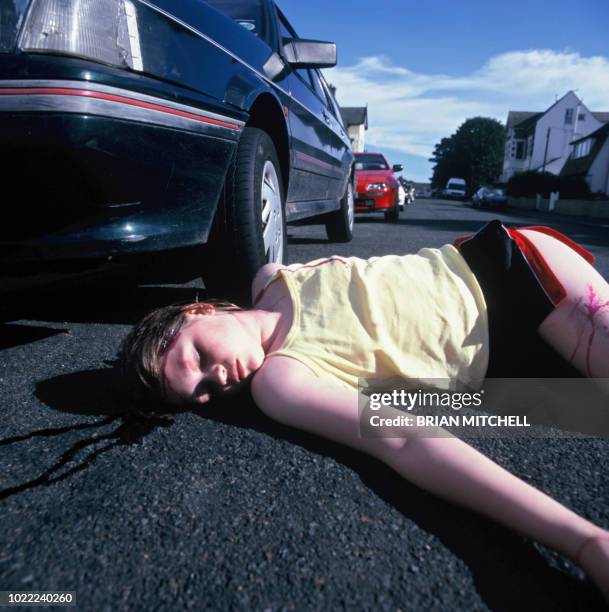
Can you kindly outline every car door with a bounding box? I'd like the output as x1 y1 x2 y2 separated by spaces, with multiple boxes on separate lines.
318 71 352 199
275 9 345 213
308 68 351 200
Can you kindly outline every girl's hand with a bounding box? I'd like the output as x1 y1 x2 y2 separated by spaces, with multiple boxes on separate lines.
576 530 609 601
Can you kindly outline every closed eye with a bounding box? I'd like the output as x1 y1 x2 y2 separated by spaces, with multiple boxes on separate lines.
195 346 206 369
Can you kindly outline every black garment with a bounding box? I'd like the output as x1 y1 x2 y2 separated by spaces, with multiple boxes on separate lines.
458 220 581 378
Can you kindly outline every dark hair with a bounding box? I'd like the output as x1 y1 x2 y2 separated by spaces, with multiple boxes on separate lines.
117 300 241 409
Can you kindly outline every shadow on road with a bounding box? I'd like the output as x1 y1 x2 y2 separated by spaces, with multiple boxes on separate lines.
3 211 607 332
0 323 69 351
355 215 489 234
0 284 205 327
0 368 173 501
288 236 332 245
3 366 601 610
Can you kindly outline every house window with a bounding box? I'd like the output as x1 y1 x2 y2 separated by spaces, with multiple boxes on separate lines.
515 140 527 160
573 139 592 159
565 108 574 125
578 113 586 121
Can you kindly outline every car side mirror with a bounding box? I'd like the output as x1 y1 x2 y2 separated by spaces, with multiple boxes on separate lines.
282 39 337 68
392 164 403 172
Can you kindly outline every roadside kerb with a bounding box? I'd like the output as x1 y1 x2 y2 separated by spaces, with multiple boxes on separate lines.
509 197 609 220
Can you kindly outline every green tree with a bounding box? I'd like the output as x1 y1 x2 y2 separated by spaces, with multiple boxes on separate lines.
429 137 460 189
430 117 505 190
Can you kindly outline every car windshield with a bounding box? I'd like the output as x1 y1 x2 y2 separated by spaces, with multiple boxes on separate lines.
205 0 266 38
448 183 465 190
355 154 388 170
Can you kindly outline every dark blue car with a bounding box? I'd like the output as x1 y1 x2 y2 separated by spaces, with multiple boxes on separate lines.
0 0 354 299
471 186 508 210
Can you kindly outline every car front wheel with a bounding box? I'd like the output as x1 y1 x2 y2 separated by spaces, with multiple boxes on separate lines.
384 196 400 222
384 206 399 222
202 127 287 303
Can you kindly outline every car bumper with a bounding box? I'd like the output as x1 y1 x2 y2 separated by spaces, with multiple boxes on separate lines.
0 80 243 265
354 190 396 212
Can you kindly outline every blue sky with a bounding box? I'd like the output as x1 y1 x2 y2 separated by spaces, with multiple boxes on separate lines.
278 0 609 182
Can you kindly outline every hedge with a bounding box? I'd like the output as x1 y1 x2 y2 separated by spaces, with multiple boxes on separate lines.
506 171 591 199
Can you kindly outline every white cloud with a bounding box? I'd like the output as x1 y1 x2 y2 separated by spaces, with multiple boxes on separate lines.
326 50 609 161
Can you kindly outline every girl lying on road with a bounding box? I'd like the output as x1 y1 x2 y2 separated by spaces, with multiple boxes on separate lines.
119 219 609 600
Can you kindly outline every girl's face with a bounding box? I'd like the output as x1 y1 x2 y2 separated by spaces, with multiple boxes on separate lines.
161 310 265 405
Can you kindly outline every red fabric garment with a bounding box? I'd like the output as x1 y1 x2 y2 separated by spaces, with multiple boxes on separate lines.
454 224 595 307
453 235 471 251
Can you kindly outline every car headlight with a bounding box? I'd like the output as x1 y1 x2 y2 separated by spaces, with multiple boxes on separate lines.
366 183 387 191
19 0 143 71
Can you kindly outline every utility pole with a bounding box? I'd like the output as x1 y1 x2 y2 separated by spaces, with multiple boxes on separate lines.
542 127 551 172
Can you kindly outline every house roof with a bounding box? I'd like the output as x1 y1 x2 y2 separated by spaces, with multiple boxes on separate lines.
507 96 609 135
561 122 609 177
340 106 368 129
506 111 540 130
515 112 543 133
571 121 609 145
506 91 576 131
506 92 609 135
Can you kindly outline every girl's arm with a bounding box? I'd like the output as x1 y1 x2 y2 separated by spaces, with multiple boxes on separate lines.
252 356 606 567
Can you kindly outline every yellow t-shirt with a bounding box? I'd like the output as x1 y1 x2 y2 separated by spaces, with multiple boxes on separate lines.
266 245 489 391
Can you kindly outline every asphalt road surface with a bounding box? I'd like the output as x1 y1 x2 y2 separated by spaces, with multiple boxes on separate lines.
2 199 609 611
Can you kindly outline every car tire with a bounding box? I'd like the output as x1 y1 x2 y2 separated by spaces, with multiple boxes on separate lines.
384 205 399 223
325 176 354 242
202 127 287 303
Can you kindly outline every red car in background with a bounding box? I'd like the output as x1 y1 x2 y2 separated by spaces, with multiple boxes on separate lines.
354 152 403 222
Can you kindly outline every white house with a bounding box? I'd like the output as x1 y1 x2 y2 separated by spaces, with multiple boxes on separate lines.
561 123 609 196
339 106 368 152
501 91 609 182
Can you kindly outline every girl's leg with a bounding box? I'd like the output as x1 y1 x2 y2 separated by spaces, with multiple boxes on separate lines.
518 228 609 378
